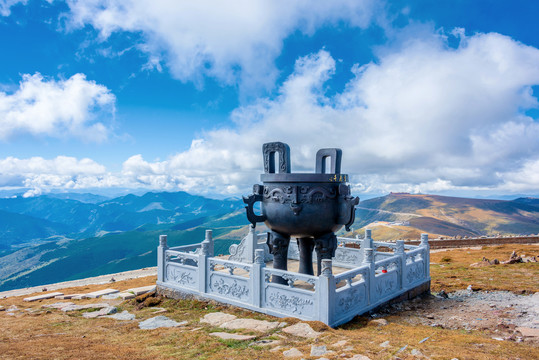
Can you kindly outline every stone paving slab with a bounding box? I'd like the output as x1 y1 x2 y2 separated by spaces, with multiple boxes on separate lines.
82 289 119 298
59 303 111 312
139 316 188 330
209 332 256 341
23 292 64 302
200 312 237 326
282 323 322 338
118 292 136 300
54 294 84 300
282 347 303 357
220 318 286 332
83 306 117 318
128 285 156 296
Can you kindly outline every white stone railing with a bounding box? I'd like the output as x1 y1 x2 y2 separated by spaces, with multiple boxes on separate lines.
157 230 431 327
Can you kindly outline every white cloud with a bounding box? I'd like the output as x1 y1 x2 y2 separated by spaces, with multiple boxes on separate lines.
0 73 116 142
1 27 539 197
0 0 26 16
115 30 539 195
62 0 378 93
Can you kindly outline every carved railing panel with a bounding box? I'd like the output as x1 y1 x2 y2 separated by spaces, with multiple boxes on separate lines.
165 263 198 289
165 250 199 267
208 273 250 302
404 248 426 287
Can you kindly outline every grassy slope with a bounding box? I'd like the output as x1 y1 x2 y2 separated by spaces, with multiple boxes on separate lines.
355 193 539 240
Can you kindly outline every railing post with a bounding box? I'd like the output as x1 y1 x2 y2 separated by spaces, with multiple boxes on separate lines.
158 235 168 283
318 259 335 326
205 230 214 257
364 229 373 248
252 249 265 307
420 233 430 279
396 240 405 290
199 237 210 293
363 248 375 304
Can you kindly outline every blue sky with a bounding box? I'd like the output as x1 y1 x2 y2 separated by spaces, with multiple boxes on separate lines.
0 0 538 198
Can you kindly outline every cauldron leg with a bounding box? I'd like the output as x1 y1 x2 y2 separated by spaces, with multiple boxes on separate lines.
314 232 338 276
297 237 314 275
267 231 290 284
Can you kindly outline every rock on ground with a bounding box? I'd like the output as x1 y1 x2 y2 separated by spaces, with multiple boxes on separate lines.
281 322 322 338
139 316 188 330
310 345 333 356
282 347 303 357
348 355 372 360
369 318 388 326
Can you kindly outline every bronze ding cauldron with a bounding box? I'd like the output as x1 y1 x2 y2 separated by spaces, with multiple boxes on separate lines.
243 142 359 280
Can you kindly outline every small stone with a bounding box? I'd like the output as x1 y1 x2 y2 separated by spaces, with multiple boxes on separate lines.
139 316 187 330
282 347 303 357
516 327 539 338
104 310 135 321
270 346 283 352
411 349 423 356
311 345 333 356
42 302 75 310
348 355 371 360
7 305 19 312
249 339 281 347
282 322 322 338
209 332 256 341
379 340 390 348
369 318 388 326
0 306 4 311
200 312 237 326
437 290 449 299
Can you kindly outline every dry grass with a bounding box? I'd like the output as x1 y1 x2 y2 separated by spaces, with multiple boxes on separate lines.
0 245 538 359
430 244 539 293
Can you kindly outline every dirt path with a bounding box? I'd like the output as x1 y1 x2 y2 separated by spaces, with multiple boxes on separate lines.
0 267 157 298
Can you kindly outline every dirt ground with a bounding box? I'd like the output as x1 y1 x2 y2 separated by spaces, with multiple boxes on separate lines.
0 244 537 360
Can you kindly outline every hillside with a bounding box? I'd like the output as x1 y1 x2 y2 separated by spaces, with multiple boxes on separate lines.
0 210 248 292
0 191 248 291
352 193 539 241
0 191 243 249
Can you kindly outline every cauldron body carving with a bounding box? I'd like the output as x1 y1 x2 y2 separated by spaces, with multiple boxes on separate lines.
243 142 359 278
244 143 358 237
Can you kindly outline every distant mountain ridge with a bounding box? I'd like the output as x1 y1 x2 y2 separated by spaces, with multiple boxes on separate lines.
353 193 539 240
0 191 243 250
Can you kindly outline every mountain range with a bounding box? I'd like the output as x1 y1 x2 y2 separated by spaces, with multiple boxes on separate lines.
1 191 538 291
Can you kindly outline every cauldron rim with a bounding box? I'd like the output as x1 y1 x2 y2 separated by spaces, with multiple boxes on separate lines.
260 173 349 183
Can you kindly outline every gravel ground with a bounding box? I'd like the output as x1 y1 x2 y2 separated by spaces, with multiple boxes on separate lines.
374 289 539 342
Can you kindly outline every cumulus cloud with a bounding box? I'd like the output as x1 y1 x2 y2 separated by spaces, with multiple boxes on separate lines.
62 0 378 93
1 27 539 197
0 73 116 142
111 30 539 195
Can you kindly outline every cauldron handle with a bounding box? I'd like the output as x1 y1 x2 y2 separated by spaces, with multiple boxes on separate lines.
263 142 291 174
243 185 267 226
315 148 342 174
